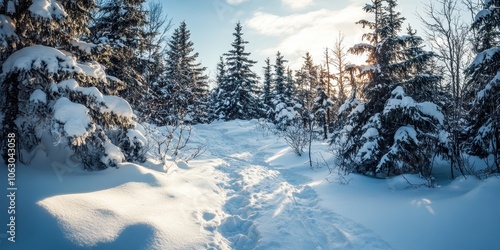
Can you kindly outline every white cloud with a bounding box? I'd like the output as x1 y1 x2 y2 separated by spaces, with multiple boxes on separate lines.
282 0 313 10
245 5 369 69
226 0 250 5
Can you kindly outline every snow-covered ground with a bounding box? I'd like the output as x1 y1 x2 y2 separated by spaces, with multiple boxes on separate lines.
1 120 499 249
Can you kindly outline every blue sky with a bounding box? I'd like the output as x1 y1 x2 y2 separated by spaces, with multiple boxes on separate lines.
158 0 428 80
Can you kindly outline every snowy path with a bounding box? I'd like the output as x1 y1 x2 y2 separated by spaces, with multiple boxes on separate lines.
196 121 391 250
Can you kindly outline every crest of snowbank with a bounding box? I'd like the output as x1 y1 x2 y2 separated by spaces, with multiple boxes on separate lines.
37 160 226 249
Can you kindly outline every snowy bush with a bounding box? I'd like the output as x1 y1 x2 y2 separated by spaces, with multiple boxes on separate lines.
282 119 311 157
143 121 204 167
0 46 143 169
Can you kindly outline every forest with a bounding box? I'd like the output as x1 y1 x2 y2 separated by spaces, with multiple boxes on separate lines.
0 0 498 181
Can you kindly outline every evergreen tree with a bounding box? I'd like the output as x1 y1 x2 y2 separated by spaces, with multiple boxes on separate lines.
312 83 335 140
285 67 297 107
273 51 297 129
141 1 172 123
159 21 209 125
213 22 260 120
0 0 145 169
295 53 319 111
464 0 500 172
210 56 229 120
262 57 274 120
90 0 148 111
332 0 444 177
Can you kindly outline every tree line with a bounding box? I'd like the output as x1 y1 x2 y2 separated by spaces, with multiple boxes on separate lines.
0 0 498 179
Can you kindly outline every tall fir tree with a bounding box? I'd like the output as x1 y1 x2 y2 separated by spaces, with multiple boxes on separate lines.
295 52 319 112
159 21 208 125
312 80 335 140
272 51 296 129
141 1 172 123
213 22 260 120
262 57 274 120
90 0 148 112
210 56 227 120
332 0 444 177
0 0 145 169
464 0 500 172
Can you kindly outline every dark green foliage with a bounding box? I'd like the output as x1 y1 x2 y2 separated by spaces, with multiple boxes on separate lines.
333 0 444 177
158 21 209 125
464 0 500 172
212 22 261 121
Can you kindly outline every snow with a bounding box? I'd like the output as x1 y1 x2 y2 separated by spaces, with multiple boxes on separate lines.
1 120 499 249
53 79 134 119
29 0 67 20
6 0 15 14
101 140 125 166
2 45 81 75
418 101 444 125
0 14 16 46
475 9 492 22
56 79 104 102
101 96 135 118
471 47 500 66
126 128 147 147
386 86 444 125
394 125 418 144
77 62 107 82
477 71 500 100
29 89 47 104
70 39 97 54
52 97 93 138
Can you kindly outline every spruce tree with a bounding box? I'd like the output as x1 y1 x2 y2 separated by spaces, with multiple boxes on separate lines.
210 56 227 120
295 53 319 111
159 21 208 125
90 0 148 111
332 0 444 177
312 84 335 140
273 51 297 129
464 0 500 172
141 1 171 123
0 0 145 169
213 22 260 120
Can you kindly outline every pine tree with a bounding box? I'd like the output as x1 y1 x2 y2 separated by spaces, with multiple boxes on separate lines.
159 21 208 125
332 0 444 177
262 57 274 120
141 1 172 123
213 22 260 120
464 0 500 172
273 51 297 129
295 53 319 111
0 0 145 169
210 56 227 120
312 82 335 140
90 0 148 111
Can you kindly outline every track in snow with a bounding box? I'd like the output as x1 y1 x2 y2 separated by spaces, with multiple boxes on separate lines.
196 121 392 250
